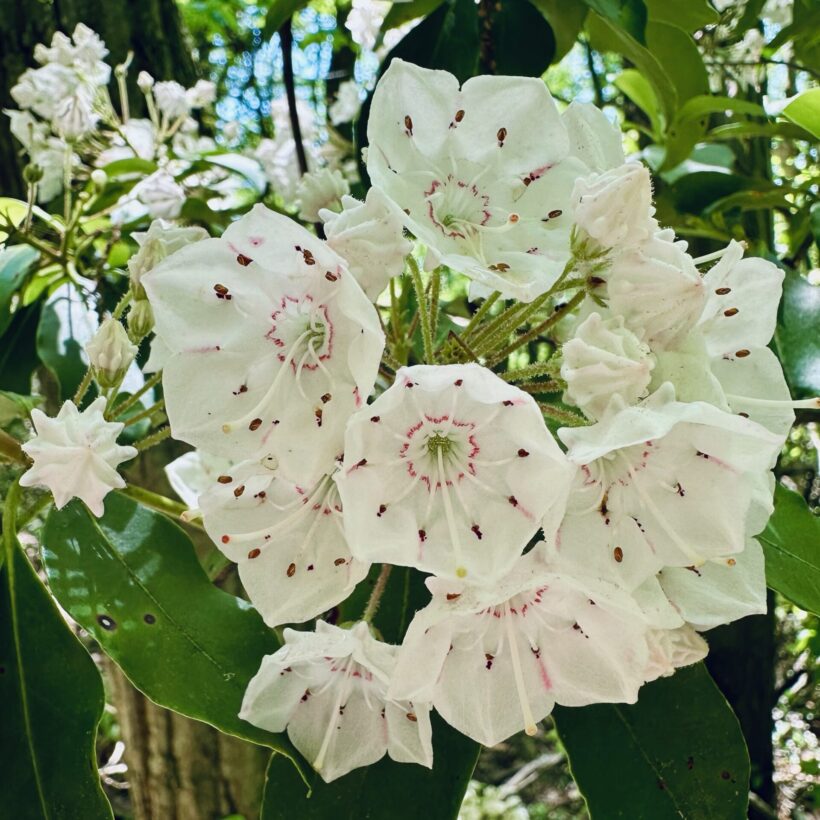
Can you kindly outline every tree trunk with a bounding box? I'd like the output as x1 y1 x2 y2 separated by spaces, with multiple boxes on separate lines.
0 0 197 197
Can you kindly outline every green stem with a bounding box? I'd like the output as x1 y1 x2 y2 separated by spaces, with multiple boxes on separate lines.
135 426 171 452
123 399 165 428
409 257 435 364
118 484 199 524
429 269 441 343
538 401 587 427
362 564 392 624
0 430 26 465
503 360 562 383
1 478 22 577
461 290 502 339
73 368 94 406
112 291 132 320
16 493 52 532
114 371 163 418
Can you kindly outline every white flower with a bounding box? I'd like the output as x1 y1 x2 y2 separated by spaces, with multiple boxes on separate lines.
366 59 590 302
153 80 190 120
164 449 233 509
6 110 70 202
20 397 136 517
186 79 216 108
85 318 138 388
329 79 362 125
605 235 705 350
12 63 80 120
137 71 154 92
52 92 95 141
390 552 651 747
97 118 157 165
336 363 573 582
200 455 369 627
346 0 391 50
128 218 209 296
240 621 433 783
572 163 654 250
142 204 384 487
320 187 412 299
544 384 782 592
561 312 655 420
644 626 707 682
133 171 186 220
561 102 625 174
296 167 350 222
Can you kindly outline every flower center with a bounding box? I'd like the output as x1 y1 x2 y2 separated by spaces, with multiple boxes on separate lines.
425 175 491 239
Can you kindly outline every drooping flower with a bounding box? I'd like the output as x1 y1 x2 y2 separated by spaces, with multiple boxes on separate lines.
241 621 433 783
85 317 138 389
561 312 655 420
389 552 652 747
336 363 573 582
199 455 369 627
20 397 136 517
544 384 782 592
296 167 350 222
320 187 412 300
366 59 590 302
143 204 384 487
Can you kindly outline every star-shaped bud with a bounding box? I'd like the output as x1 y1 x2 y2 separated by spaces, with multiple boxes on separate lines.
561 312 655 420
143 204 385 487
544 384 782 592
389 552 651 747
85 317 137 389
240 621 433 783
320 187 412 300
199 455 369 627
336 363 573 583
20 397 136 516
366 59 591 302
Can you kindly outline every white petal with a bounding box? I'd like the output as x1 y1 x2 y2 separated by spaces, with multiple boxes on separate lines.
385 701 434 768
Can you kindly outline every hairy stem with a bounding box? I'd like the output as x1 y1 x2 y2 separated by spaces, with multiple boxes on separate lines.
362 564 393 624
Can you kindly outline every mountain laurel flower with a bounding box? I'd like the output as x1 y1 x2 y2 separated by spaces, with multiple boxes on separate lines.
143 204 384 487
86 317 138 389
52 92 95 141
186 79 216 109
20 397 136 516
199 456 369 627
164 449 233 510
296 167 350 222
644 626 708 683
320 187 412 300
561 312 655 420
329 79 363 125
571 163 654 250
133 171 186 220
241 621 433 783
153 80 190 120
366 59 591 303
544 384 782 593
561 102 625 175
390 552 652 747
336 363 574 583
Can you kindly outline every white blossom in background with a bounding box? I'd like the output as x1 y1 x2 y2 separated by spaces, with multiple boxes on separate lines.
345 0 391 51
153 80 190 120
132 170 186 220
321 187 412 299
241 621 433 782
186 79 217 109
367 59 592 302
199 455 369 627
390 552 654 747
85 318 138 389
164 450 233 509
561 102 625 174
336 364 573 582
296 167 350 222
137 71 154 92
561 312 655 420
143 204 384 486
20 397 137 517
6 110 70 202
52 92 96 141
644 626 708 682
96 118 157 165
329 79 362 125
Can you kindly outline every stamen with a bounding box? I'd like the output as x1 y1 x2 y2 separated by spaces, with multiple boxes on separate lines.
437 447 467 578
504 604 537 736
725 394 820 410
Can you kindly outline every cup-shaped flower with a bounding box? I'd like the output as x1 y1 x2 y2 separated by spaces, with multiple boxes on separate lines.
320 187 412 300
544 384 782 592
296 167 350 222
366 59 589 302
240 621 433 783
390 552 652 747
561 312 655 420
336 363 573 583
20 397 136 516
85 317 138 389
143 204 384 487
199 456 369 627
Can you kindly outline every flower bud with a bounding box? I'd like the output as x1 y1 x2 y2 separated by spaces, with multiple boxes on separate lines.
128 299 154 341
137 71 154 93
86 318 138 389
90 168 107 191
23 163 44 184
296 168 350 222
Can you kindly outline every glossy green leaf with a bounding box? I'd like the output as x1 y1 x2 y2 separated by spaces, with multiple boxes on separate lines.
643 0 718 30
776 271 820 395
1 486 112 819
782 88 820 141
582 0 647 44
615 68 662 137
676 95 766 123
670 171 757 214
101 157 158 178
41 493 301 762
554 664 750 819
261 715 479 820
493 1 556 76
707 121 814 141
528 0 588 61
0 390 40 424
0 303 42 394
758 484 820 614
0 245 38 336
382 0 446 30
0 198 28 243
263 0 309 38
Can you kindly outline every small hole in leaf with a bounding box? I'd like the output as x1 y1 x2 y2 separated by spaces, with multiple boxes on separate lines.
97 614 116 631
143 614 156 625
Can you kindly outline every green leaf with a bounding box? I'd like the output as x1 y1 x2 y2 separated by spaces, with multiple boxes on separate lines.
554 664 750 819
0 198 29 243
615 68 662 137
41 494 301 762
782 88 820 141
528 0 588 61
0 304 42 394
263 0 309 38
1 485 112 819
261 715 479 820
0 245 39 336
643 0 718 30
382 0 446 30
676 95 766 123
707 121 814 141
0 390 40 424
582 0 648 44
494 1 556 76
759 485 820 614
776 270 820 395
670 171 756 214
101 157 158 178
